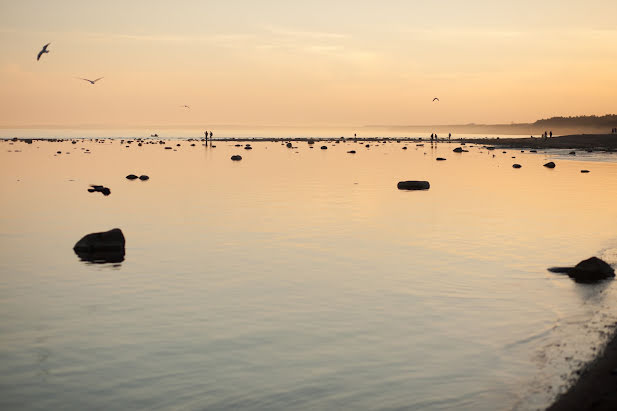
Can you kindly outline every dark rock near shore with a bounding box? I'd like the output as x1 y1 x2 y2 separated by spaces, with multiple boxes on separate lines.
139 175 149 181
548 257 615 283
231 155 242 161
286 142 292 148
436 157 446 161
453 147 464 153
347 150 356 154
321 146 328 150
512 164 522 168
126 174 138 180
397 180 430 190
581 170 590 173
543 161 556 168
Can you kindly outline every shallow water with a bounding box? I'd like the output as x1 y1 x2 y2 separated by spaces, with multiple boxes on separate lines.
1 139 617 410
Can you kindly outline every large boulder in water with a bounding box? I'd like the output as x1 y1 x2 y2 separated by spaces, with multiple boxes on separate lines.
397 181 430 190
74 228 125 252
548 256 615 283
543 161 556 168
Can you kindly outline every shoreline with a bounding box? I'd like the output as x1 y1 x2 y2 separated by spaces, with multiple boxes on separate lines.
3 133 616 150
547 327 617 410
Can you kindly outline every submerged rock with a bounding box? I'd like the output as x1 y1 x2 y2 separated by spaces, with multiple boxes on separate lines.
453 147 464 153
347 150 356 154
397 181 430 190
321 146 328 150
74 228 125 252
73 228 125 263
543 161 556 168
512 164 522 168
88 185 111 196
231 155 242 161
436 157 446 161
548 257 615 283
581 170 590 173
139 175 149 181
126 174 138 180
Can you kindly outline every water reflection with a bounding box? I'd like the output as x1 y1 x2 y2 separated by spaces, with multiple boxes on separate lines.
74 249 125 265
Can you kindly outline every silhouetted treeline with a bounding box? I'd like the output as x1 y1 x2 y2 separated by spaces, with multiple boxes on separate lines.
533 115 617 128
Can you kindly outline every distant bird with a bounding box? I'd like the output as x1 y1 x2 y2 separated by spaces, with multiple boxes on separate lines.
181 105 191 109
432 97 440 102
78 77 104 85
37 43 50 61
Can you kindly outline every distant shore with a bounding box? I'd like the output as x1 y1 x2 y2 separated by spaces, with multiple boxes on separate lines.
547 328 617 410
466 134 617 151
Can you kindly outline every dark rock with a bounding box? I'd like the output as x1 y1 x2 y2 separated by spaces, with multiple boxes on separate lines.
530 150 537 153
397 181 430 190
231 155 242 161
139 175 149 181
402 147 407 150
126 174 138 180
307 139 315 145
88 185 111 196
347 150 356 154
543 161 556 168
569 151 576 155
165 146 172 150
548 257 615 283
453 147 464 153
286 142 293 148
321 146 328 150
73 228 125 262
512 164 522 168
436 157 446 161
365 144 370 148
581 170 590 173
57 151 61 154
244 146 252 150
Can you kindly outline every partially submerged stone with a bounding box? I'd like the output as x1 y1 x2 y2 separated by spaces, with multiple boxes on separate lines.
548 256 615 283
543 161 556 168
74 228 125 253
397 181 430 190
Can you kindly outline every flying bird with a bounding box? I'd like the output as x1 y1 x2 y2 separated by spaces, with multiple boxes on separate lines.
181 105 191 109
37 43 50 61
78 77 104 85
432 97 440 102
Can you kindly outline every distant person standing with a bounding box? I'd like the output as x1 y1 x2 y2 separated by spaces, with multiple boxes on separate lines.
210 131 213 139
549 131 552 138
448 132 451 140
431 133 434 141
204 131 208 143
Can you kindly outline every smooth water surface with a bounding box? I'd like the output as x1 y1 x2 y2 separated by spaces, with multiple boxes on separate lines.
1 139 617 410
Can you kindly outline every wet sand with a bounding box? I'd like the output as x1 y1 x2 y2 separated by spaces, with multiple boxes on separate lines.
548 328 617 410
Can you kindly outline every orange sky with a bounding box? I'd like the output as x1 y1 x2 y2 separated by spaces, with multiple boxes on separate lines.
1 0 616 129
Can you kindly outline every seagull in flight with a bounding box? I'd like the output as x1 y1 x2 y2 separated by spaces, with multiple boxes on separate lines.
181 105 191 109
78 77 104 85
432 97 440 102
37 43 50 61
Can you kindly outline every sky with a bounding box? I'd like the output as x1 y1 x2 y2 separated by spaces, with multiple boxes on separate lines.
0 0 616 130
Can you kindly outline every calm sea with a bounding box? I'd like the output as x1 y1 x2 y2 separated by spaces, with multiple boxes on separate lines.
1 138 617 410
